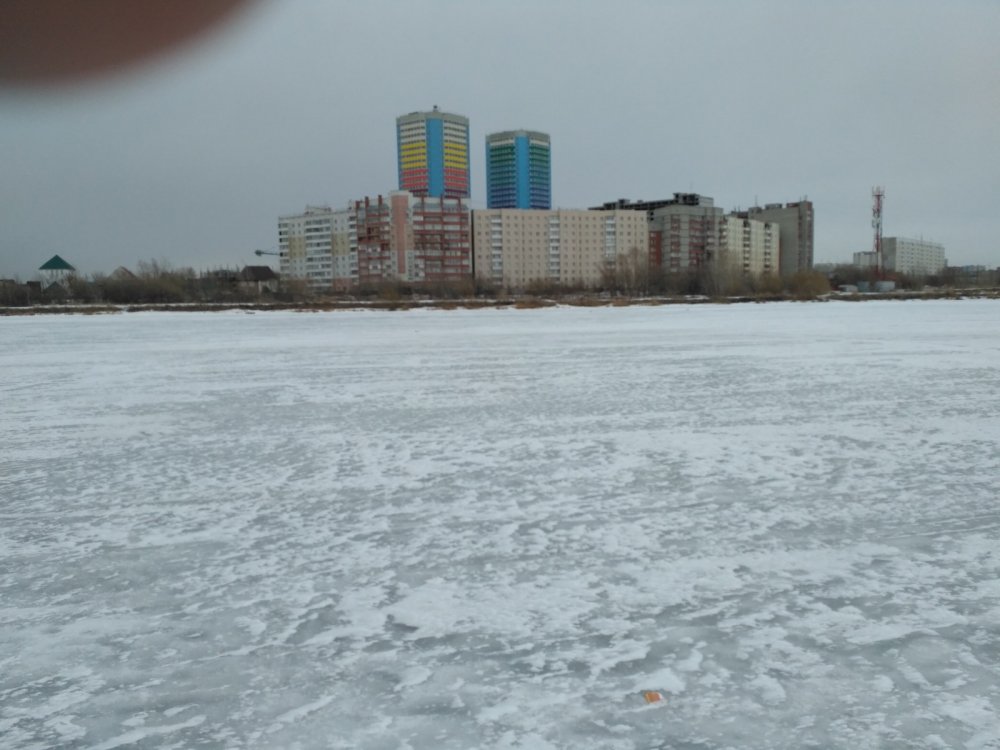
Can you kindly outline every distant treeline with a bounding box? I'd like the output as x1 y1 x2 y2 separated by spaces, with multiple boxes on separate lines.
3 261 997 308
1 262 292 307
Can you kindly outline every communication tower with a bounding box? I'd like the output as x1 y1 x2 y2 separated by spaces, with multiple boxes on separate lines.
872 186 885 276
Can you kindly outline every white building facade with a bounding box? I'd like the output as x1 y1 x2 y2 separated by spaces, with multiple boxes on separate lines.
883 237 946 276
472 208 648 289
278 205 356 290
853 251 878 269
853 238 946 276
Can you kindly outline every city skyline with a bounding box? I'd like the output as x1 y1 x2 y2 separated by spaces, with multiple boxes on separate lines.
1 1 997 280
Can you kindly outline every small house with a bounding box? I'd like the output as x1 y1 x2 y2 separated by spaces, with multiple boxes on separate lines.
239 266 279 295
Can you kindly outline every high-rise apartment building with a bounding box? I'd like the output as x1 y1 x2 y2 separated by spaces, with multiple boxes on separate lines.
278 205 356 290
356 192 471 284
396 107 470 199
746 201 814 276
279 191 471 290
647 194 723 273
472 208 647 289
600 195 780 279
719 215 778 278
485 130 551 209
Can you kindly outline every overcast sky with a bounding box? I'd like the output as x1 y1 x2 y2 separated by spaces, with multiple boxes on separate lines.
2 0 998 279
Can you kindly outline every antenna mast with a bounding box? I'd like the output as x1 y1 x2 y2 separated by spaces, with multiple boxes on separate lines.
872 186 885 276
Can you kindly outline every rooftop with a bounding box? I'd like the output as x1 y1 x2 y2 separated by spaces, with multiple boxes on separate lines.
39 254 75 271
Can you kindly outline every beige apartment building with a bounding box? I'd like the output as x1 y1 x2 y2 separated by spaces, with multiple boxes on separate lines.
597 195 792 281
472 208 648 289
719 215 779 277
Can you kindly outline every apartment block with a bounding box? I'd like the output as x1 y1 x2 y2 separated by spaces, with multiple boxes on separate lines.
853 251 878 269
746 201 814 276
355 191 471 285
279 191 470 290
883 237 946 276
278 205 356 290
599 196 779 279
472 208 648 289
354 194 405 286
719 215 778 277
854 238 946 276
647 194 723 273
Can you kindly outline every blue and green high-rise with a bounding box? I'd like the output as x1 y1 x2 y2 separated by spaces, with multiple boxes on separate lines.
485 130 551 209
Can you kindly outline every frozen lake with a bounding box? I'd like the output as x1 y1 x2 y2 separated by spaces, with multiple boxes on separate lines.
2 300 999 749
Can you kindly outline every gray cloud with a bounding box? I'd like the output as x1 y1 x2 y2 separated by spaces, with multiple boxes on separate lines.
1 0 997 280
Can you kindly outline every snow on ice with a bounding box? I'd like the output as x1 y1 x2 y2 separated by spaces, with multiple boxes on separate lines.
1 300 999 748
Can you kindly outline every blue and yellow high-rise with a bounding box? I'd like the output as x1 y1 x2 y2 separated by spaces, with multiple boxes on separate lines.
396 107 470 200
486 130 551 209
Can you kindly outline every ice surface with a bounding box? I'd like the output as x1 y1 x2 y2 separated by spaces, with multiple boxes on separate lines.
1 300 999 749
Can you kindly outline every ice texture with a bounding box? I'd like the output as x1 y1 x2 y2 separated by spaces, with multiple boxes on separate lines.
2 300 999 749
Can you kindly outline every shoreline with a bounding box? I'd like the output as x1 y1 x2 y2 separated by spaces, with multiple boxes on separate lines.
2 288 999 316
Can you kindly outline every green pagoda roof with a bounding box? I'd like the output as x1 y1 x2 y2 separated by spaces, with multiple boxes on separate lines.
39 254 75 271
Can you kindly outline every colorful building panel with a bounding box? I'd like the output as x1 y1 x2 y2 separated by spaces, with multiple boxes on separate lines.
486 130 551 209
397 107 470 200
